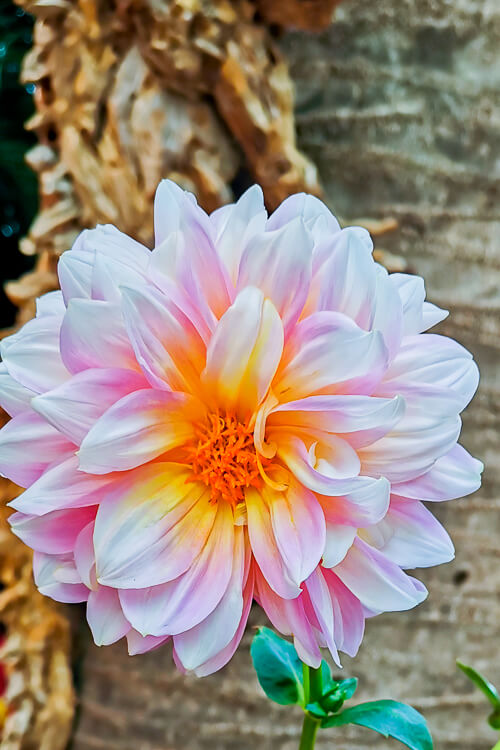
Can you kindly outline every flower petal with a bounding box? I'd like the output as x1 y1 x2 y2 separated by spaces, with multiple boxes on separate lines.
9 506 97 554
60 298 138 374
255 567 322 668
0 313 68 393
275 311 388 401
0 411 75 487
153 180 232 319
378 334 479 415
202 287 284 417
359 413 462 483
392 443 483 502
0 362 34 417
74 520 97 589
317 476 390 527
360 498 454 569
389 273 448 335
58 225 150 304
192 569 254 677
236 218 312 336
322 524 357 568
9 454 116 515
78 389 201 474
87 586 131 646
174 526 246 671
322 569 365 658
211 185 267 283
246 485 301 599
94 464 216 587
334 538 428 613
33 551 89 603
267 193 340 237
120 284 206 393
269 394 405 449
32 368 148 445
127 631 170 656
275 433 362 494
119 501 234 636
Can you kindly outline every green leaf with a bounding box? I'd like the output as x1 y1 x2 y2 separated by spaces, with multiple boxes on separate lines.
321 700 433 750
457 661 500 709
488 708 500 730
336 677 358 701
250 627 304 706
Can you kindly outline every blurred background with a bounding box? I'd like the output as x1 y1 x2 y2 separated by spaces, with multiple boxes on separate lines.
0 0 499 748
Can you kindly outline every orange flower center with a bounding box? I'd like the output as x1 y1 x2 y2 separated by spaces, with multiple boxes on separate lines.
186 412 267 505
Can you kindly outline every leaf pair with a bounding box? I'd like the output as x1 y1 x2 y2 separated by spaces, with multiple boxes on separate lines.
251 627 433 750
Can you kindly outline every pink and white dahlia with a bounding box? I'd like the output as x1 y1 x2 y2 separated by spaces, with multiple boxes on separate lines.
0 182 482 674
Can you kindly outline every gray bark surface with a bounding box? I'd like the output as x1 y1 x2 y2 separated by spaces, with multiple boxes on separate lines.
73 1 500 748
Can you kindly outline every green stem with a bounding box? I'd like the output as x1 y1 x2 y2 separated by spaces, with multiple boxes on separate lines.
491 740 500 750
299 665 322 750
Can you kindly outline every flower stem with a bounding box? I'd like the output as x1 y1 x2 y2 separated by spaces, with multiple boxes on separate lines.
299 664 322 750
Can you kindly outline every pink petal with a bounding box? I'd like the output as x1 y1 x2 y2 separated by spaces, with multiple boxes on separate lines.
58 225 150 304
246 485 301 599
9 454 116 515
33 551 89 603
0 411 75 487
255 567 322 668
275 433 362 494
78 389 201 474
0 363 34 417
378 334 479 415
269 394 404 450
275 311 388 401
360 498 454 569
211 185 267 283
236 218 312 336
153 180 232 319
120 284 206 393
322 524 357 568
202 287 284 417
268 478 326 585
9 505 97 554
334 538 428 613
87 586 131 646
174 526 246 670
317 476 390 527
93 464 216 587
74 520 97 589
303 567 340 665
359 413 462 483
315 228 377 329
322 569 365 658
192 568 254 677
119 502 234 636
389 273 448 335
127 631 170 656
35 290 66 317
0 313 68 393
32 368 148 445
267 193 340 237
391 444 483 502
60 298 139 374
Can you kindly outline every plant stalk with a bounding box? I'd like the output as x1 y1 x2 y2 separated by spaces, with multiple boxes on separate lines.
299 664 322 750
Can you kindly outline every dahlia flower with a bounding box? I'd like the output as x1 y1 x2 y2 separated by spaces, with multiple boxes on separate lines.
0 181 482 675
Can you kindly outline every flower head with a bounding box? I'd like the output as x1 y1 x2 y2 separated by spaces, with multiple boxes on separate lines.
0 181 482 674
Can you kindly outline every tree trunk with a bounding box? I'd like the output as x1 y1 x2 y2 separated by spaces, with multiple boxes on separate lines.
5 0 500 748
